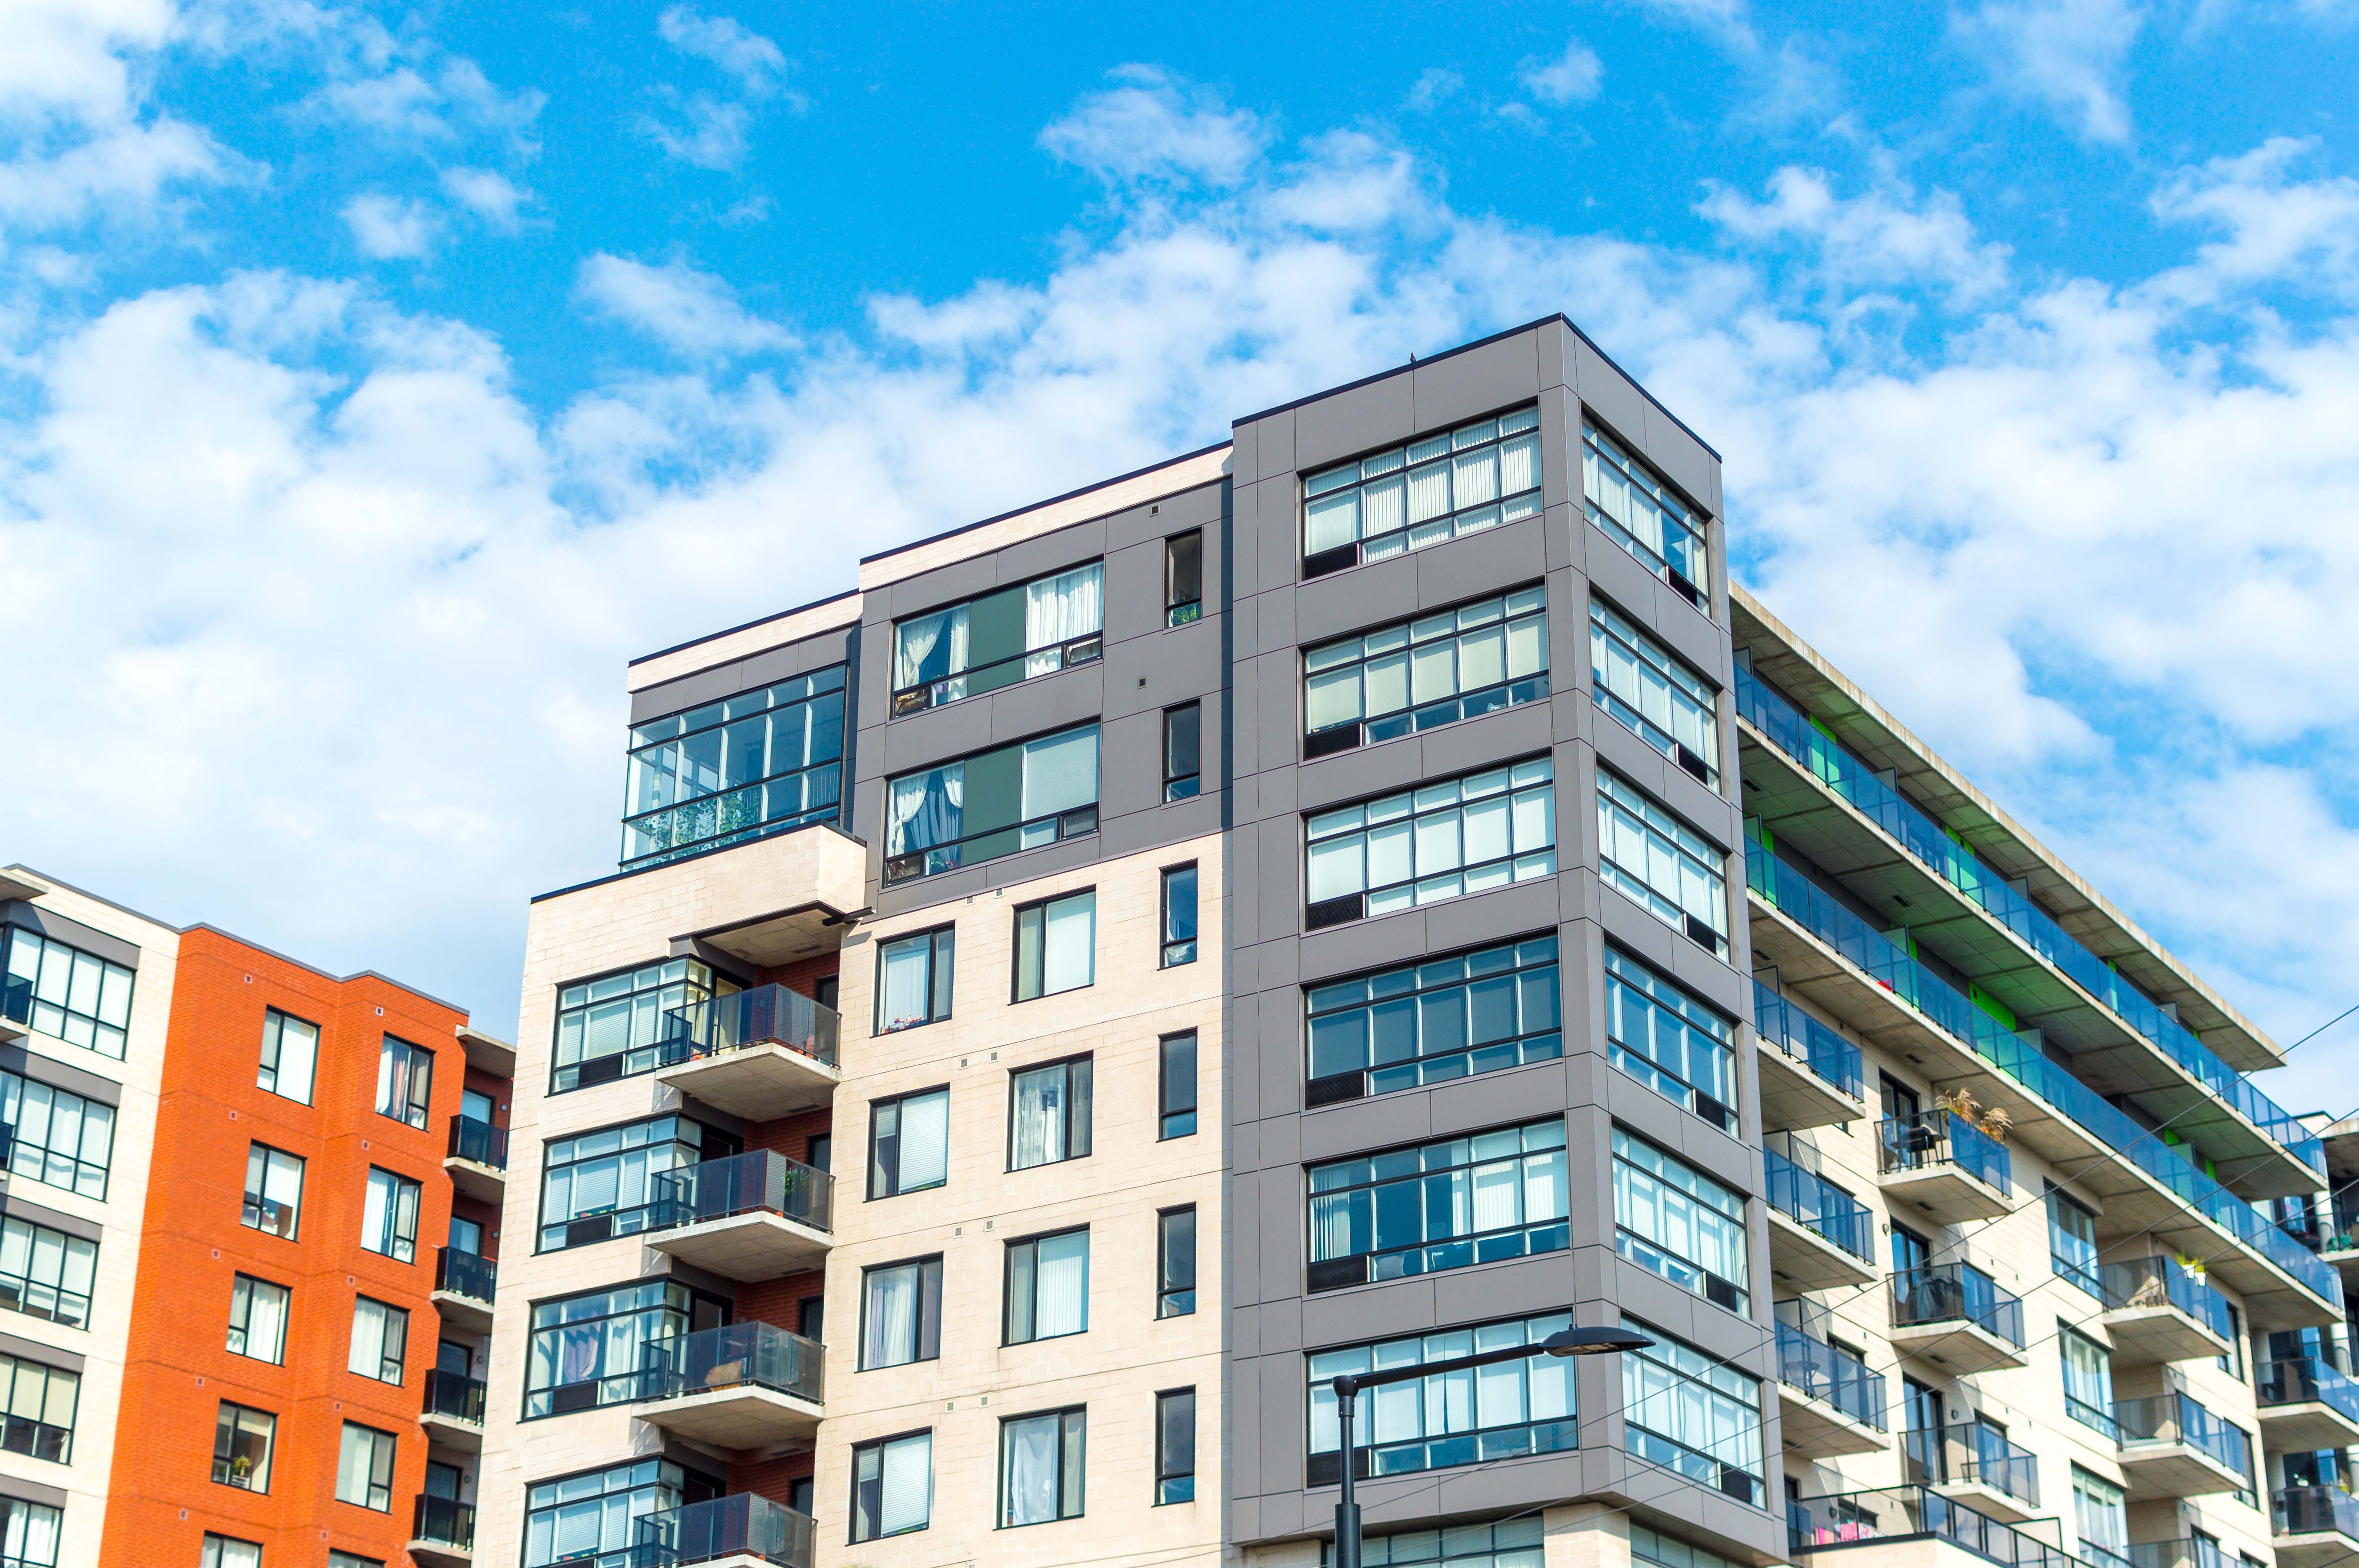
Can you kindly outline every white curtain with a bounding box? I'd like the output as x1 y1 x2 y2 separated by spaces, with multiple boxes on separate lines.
335 1424 373 1504
863 1265 918 1368
1025 564 1103 669
878 937 933 1030
270 1014 318 1101
1003 1415 1060 1525
246 1278 286 1361
1020 728 1098 821
894 604 968 689
1034 1230 1089 1337
1041 895 1095 994
898 1091 949 1190
1471 1160 1521 1233
880 1433 932 1534
350 1298 392 1378
888 765 963 854
1014 1069 1063 1169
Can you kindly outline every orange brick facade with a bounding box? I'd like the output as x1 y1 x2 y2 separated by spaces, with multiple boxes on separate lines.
98 928 493 1566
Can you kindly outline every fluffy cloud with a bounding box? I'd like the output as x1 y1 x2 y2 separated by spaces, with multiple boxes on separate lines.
0 0 221 231
342 192 436 258
574 253 796 359
1518 39 1605 105
1954 0 2145 142
655 6 790 96
1699 167 2013 301
1038 65 1268 189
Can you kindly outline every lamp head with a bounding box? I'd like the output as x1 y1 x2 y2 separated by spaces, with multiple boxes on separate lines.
1541 1327 1654 1357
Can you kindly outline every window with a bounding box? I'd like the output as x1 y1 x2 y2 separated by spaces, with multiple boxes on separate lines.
1305 757 1556 929
868 1089 949 1199
2219 1300 2245 1380
1156 1389 1195 1503
1166 531 1203 626
1013 891 1095 1001
0 927 133 1058
1309 1312 1574 1484
1305 934 1560 1103
256 1009 318 1103
797 1294 823 1341
1620 1318 1762 1503
892 564 1105 716
2072 1466 2128 1568
226 1274 289 1363
0 1506 60 1568
539 1115 710 1249
361 1168 421 1263
621 664 847 868
350 1297 409 1383
335 1423 395 1511
1591 599 1719 786
1612 1131 1748 1313
211 1401 274 1489
1159 1033 1197 1138
1304 587 1548 757
875 926 954 1033
553 958 731 1093
1584 418 1707 606
1158 1207 1196 1318
241 1143 304 1240
1355 1518 1549 1568
887 725 1100 884
375 1036 433 1129
1302 406 1541 578
1158 865 1198 967
449 1214 484 1256
1000 1407 1087 1526
525 1459 704 1568
330 1553 384 1568
860 1257 943 1369
1598 769 1727 955
2 1069 115 1198
1163 703 1201 801
851 1430 933 1541
1310 1118 1569 1292
1010 1056 1092 1169
526 1281 718 1417
1604 946 1737 1132
0 1215 95 1330
1632 1525 1742 1568
1004 1228 1089 1344
2060 1324 2115 1437
806 1133 831 1172
788 1477 813 1517
2049 1188 2099 1294
201 1537 260 1568
0 1352 73 1465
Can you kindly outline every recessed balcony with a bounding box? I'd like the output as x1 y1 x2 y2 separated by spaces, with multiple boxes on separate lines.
1876 1111 2012 1225
430 1247 496 1335
2257 1356 2359 1451
1777 1322 1887 1457
2113 1393 2250 1500
1888 1264 2027 1374
1755 984 1868 1131
1765 1145 1877 1291
2097 1256 2234 1364
419 1369 486 1453
1906 1424 2039 1524
443 1116 507 1203
1790 1484 2079 1568
656 985 841 1122
2275 1486 2359 1568
635 1321 823 1449
408 1496 475 1568
645 1151 832 1281
632 1492 815 1568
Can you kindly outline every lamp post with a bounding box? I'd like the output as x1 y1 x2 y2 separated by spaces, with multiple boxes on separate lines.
1330 1324 1654 1568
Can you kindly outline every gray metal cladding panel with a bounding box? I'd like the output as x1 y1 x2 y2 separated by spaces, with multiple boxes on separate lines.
1294 903 1436 985
1591 715 1740 850
1537 385 1577 508
989 517 1108 588
1258 1175 1300 1307
1428 1248 1581 1325
1103 619 1225 724
985 666 1106 745
1301 1277 1443 1348
1593 884 1747 1016
1607 1077 1754 1195
1230 419 1262 486
1297 1085 1438 1164
877 553 997 623
629 623 856 724
1254 816 1300 941
1293 732 1429 813
1423 1062 1571 1142
1583 539 1731 682
1348 1448 1585 1530
1098 791 1222 861
1417 878 1563 959
1099 706 1171 813
1411 333 1542 434
1615 1259 1773 1374
1417 702 1557 786
1256 408 1297 484
872 694 996 775
1295 554 1421 646
1639 407 1721 525
1413 516 1550 608
1571 345 1652 459
1292 370 1416 476
1257 1011 1302 1123
1104 530 1169 640
1536 320 1571 392
1104 477 1226 552
1253 479 1304 594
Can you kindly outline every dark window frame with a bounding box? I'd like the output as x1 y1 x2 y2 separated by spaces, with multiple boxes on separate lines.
1007 1054 1093 1171
211 1399 276 1492
1155 1387 1196 1504
996 1405 1088 1527
1157 1206 1196 1319
868 1086 952 1200
875 925 956 1034
1158 1033 1197 1140
849 1426 934 1543
1011 888 1097 1003
858 1255 945 1370
374 1035 434 1130
1165 530 1203 626
1162 703 1201 802
1003 1226 1091 1346
1159 864 1198 968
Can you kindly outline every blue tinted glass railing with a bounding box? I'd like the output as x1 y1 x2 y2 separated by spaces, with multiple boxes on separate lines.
2260 1357 2359 1425
632 1493 815 1568
2276 1486 2359 1543
1878 1112 2011 1196
1753 982 1864 1100
1791 1487 2081 1568
1747 844 2341 1307
2116 1394 2248 1482
1777 1323 1885 1430
1893 1263 2025 1348
1765 1147 1873 1260
2099 1256 2234 1341
651 1150 833 1236
1737 666 2320 1175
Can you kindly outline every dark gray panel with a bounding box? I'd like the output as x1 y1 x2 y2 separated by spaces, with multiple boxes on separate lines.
1098 792 1222 862
880 554 996 622
1585 554 1730 688
1103 619 1224 723
875 698 995 775
1301 1277 1440 1347
1098 708 1166 817
1572 347 1650 454
0 1330 80 1372
0 1475 68 1510
1413 516 1550 610
1413 333 1541 432
1294 372 1416 474
1537 321 1571 394
1294 732 1428 814
623 661 744 726
1591 716 1739 851
1607 1076 1753 1196
986 667 1105 745
1640 407 1719 522
1255 817 1299 943
1419 879 1562 958
1429 1250 1579 1324
1299 1088 1434 1163
1296 906 1434 985
1259 1174 1299 1306
0 1193 100 1242
1231 420 1263 487
1258 409 1297 483
991 518 1107 587
0 1044 122 1106
1426 1066 1568 1141
1416 703 1555 784
1295 554 1420 646
1104 535 1166 648
1256 480 1302 595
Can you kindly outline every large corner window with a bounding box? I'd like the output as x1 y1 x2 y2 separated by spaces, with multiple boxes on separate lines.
1308 1312 1574 1485
552 958 732 1093
892 563 1105 717
0 927 133 1059
539 1114 713 1250
1308 1118 1568 1293
1302 407 1541 579
0 1215 95 1330
1597 769 1728 956
1612 1131 1749 1314
1620 1318 1762 1504
621 664 847 869
1305 935 1561 1106
1584 419 1708 608
525 1281 716 1418
1591 599 1719 787
524 1459 704 1568
1305 757 1555 930
1304 587 1549 759
1603 947 1736 1132
2 1069 114 1200
885 724 1100 885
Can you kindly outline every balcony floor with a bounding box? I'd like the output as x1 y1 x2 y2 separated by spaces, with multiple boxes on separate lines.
1759 1044 1866 1132
431 1290 493 1335
2257 1401 2359 1452
418 1411 483 1454
1930 1478 2036 1525
647 1211 831 1281
638 1383 823 1449
407 1541 472 1568
656 1042 840 1122
1877 1164 2012 1225
442 1156 504 1205
1886 1320 2027 1376
2100 1303 2230 1366
1779 1387 1888 1458
2117 1441 2247 1501
2276 1532 2359 1568
1767 1210 1877 1292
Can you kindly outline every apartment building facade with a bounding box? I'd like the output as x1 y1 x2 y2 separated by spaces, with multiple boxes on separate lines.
469 314 2346 1568
0 866 514 1568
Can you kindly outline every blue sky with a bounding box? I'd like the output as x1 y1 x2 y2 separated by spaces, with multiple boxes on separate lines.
6 0 2359 1112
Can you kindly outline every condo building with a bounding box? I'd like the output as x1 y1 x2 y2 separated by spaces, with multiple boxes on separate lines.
0 866 514 1568
465 314 2349 1568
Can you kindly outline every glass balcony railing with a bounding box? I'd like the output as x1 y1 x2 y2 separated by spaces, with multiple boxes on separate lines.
1906 1423 2039 1506
2259 1356 2359 1425
651 1149 833 1236
2115 1394 2249 1481
1892 1263 2025 1348
413 1495 475 1549
1877 1111 2012 1195
660 984 839 1070
1777 1322 1885 1430
1790 1486 2079 1568
434 1247 496 1304
2276 1486 2359 1542
1765 1147 1874 1259
422 1369 486 1426
632 1493 816 1568
638 1320 823 1407
2098 1256 2234 1340
446 1114 508 1169
1738 666 2322 1176
1754 982 1866 1100
1748 843 2341 1307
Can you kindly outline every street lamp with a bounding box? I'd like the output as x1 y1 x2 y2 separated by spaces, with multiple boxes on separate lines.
1329 1325 1654 1568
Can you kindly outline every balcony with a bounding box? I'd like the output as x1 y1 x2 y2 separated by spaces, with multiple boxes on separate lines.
2257 1356 2359 1450
645 1151 832 1281
1889 1264 2027 1374
1790 1485 2081 1568
1765 1145 1877 1290
431 1247 496 1334
409 1495 475 1568
443 1116 507 1203
2277 1487 2359 1568
632 1493 815 1568
2097 1256 2234 1364
2114 1393 2250 1499
419 1369 486 1453
1877 1111 2012 1224
1755 982 1868 1131
656 985 841 1122
1777 1322 1887 1457
635 1321 823 1448
1907 1424 2039 1523
2128 1539 2231 1568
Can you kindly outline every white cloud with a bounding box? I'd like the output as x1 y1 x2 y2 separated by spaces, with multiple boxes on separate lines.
1699 167 2013 301
2148 137 2359 303
1954 0 2145 142
1519 39 1605 105
1405 67 1462 112
574 253 796 358
341 192 437 258
296 15 544 152
638 5 798 169
656 5 789 96
638 92 753 170
440 166 528 230
1038 65 1267 189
